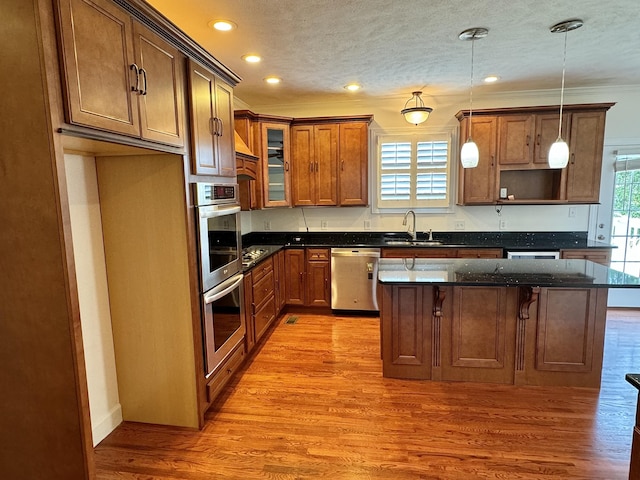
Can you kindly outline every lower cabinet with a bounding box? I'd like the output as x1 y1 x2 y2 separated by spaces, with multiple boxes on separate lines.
381 247 503 259
379 284 609 387
206 342 246 403
244 256 277 355
560 248 611 266
285 248 331 307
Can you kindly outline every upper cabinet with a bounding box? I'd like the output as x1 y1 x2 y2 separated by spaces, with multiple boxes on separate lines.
236 112 372 209
57 0 186 147
188 59 235 177
290 116 372 207
456 103 614 205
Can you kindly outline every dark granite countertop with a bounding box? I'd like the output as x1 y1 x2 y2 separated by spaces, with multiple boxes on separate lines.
241 244 283 271
242 231 614 252
626 374 640 391
377 258 640 288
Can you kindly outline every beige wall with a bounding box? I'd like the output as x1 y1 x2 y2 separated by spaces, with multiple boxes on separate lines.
64 154 122 445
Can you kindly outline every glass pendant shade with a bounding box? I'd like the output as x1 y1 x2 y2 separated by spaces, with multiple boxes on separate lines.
460 139 479 168
401 91 433 125
548 138 569 168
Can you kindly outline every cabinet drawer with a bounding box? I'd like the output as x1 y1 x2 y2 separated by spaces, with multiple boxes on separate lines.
457 248 503 258
254 295 276 342
252 270 274 308
206 343 246 403
307 248 329 261
251 256 273 283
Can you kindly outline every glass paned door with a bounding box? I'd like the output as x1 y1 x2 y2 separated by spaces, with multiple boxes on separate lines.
610 169 640 277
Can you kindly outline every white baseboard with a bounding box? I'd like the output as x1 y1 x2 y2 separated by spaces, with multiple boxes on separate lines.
92 403 123 446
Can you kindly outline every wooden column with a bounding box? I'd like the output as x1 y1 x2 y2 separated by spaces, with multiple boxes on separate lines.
0 0 94 478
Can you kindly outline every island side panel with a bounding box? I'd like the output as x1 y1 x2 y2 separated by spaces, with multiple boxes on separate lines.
380 284 432 379
440 286 518 384
518 287 608 388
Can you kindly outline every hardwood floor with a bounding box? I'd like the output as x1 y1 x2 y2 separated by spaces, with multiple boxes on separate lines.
95 309 640 479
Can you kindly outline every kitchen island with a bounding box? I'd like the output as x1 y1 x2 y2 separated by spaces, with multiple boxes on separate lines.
378 258 640 387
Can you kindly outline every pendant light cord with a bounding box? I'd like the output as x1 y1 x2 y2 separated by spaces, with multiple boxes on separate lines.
468 36 475 140
557 27 568 139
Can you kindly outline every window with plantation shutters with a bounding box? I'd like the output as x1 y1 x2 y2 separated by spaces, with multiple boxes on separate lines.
377 133 452 209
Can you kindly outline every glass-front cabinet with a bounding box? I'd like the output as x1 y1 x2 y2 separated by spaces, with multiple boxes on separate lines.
261 122 291 207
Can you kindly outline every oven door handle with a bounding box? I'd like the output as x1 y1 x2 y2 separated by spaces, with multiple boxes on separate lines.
199 204 241 218
204 273 243 305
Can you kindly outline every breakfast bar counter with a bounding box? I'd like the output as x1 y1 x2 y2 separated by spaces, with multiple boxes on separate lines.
377 258 640 387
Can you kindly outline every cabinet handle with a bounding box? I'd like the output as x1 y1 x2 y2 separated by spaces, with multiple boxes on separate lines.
315 161 319 172
571 153 575 165
536 134 541 145
285 161 289 172
341 160 344 171
130 64 140 93
491 155 495 166
526 135 530 146
139 68 148 95
217 118 224 137
209 117 215 135
310 162 313 173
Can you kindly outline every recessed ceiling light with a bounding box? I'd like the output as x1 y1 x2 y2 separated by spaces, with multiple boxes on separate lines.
242 54 261 63
344 83 362 92
484 75 500 83
264 76 281 84
208 20 236 31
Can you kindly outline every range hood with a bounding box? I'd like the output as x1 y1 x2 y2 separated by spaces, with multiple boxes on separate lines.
235 131 258 180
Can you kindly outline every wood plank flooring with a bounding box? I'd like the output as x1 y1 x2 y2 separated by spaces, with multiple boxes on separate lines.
95 309 640 479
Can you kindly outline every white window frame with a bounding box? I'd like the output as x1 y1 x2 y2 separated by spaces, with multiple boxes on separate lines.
373 129 455 213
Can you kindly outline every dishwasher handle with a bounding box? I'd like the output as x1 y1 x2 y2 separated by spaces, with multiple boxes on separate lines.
330 248 380 258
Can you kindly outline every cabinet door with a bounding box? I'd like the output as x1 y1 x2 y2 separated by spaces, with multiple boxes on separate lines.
262 123 291 207
133 22 185 147
566 111 606 202
291 125 315 206
380 284 432 379
457 116 498 204
214 80 236 177
284 249 305 305
306 260 330 307
533 113 569 166
457 248 503 258
188 60 217 175
339 122 369 206
243 273 255 354
315 124 339 206
275 251 287 312
57 0 140 136
441 286 516 384
560 248 611 266
521 288 607 388
497 115 534 166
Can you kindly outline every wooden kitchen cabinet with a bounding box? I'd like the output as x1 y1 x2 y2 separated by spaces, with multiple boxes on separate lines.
457 116 498 204
560 248 612 266
379 284 432 380
244 257 277 355
273 250 287 312
188 59 235 177
291 117 372 207
284 248 330 307
456 104 613 205
456 248 503 259
57 0 186 147
566 111 607 202
381 248 502 259
440 286 517 384
338 121 371 206
517 287 608 388
291 124 339 206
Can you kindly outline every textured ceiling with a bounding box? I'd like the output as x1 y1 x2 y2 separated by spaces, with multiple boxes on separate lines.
146 0 640 109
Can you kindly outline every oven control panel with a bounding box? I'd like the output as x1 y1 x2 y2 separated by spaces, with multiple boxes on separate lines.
194 183 238 206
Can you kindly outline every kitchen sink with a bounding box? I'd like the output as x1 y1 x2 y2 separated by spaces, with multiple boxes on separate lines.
384 240 443 246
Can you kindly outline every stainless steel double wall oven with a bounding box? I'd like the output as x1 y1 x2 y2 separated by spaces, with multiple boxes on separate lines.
194 183 244 377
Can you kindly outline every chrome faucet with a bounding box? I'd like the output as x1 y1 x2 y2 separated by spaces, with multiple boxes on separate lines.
402 210 417 241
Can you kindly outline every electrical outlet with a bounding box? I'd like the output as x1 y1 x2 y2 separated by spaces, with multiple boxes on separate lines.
568 207 576 218
321 220 328 230
264 220 271 231
454 220 465 230
364 220 371 230
499 219 508 230
222 219 230 229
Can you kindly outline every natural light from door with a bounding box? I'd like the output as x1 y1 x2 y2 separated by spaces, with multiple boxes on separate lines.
610 155 640 277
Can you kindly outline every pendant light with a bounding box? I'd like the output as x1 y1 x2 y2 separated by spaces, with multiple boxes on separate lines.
459 27 488 169
401 91 433 125
548 19 583 169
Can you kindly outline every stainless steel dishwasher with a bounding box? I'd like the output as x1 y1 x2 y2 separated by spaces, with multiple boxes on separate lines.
330 248 380 311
